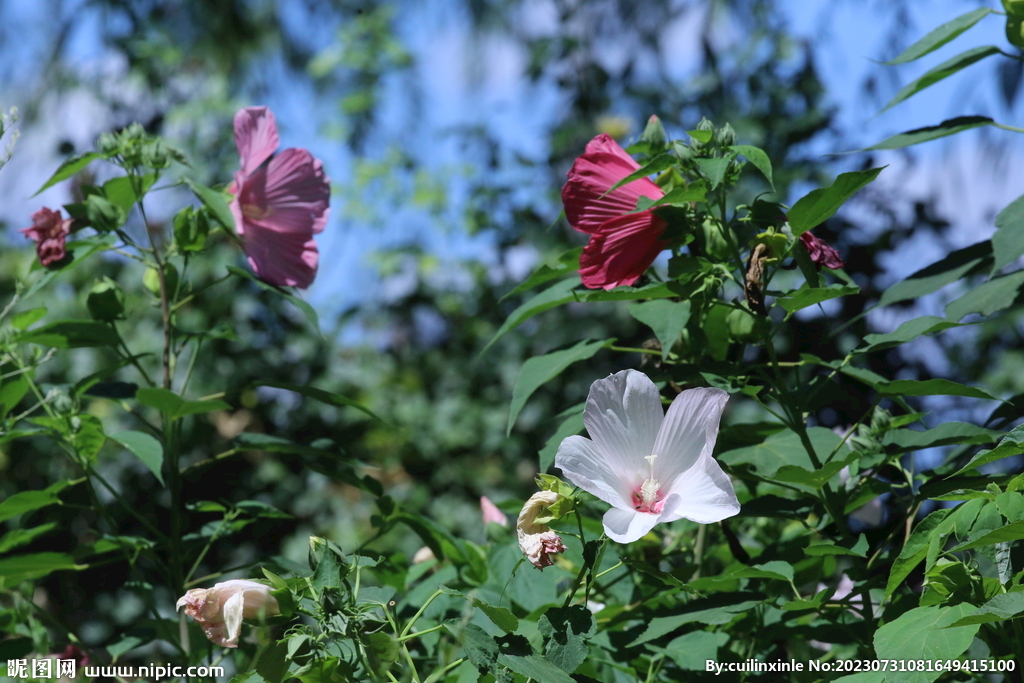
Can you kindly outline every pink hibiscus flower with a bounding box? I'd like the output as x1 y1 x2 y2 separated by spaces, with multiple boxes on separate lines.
799 230 844 270
228 107 330 289
21 207 72 266
561 134 668 290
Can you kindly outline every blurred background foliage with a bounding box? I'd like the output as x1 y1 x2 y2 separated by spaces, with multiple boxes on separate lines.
2 0 1021 662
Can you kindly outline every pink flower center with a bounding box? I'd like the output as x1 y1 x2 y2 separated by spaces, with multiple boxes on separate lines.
242 203 273 220
632 454 664 514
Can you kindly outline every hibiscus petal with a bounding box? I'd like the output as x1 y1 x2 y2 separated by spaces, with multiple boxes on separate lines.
583 370 664 484
240 220 319 289
555 435 632 509
602 506 663 544
579 212 666 289
221 590 246 647
660 452 740 524
262 148 331 220
652 387 729 486
235 107 280 177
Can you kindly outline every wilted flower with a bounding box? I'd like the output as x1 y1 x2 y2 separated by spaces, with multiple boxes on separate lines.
228 106 331 288
561 134 667 290
21 207 72 266
176 579 279 648
517 491 568 569
480 496 508 527
799 230 844 270
412 546 436 564
555 370 740 544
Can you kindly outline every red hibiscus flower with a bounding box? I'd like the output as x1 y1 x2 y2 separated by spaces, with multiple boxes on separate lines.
21 207 72 266
228 107 330 289
561 134 667 289
799 230 844 270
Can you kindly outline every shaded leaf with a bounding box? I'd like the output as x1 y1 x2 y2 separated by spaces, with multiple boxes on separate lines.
945 269 1024 320
35 152 104 195
17 320 120 348
254 380 383 422
730 145 773 189
885 509 950 599
882 422 1000 452
0 481 68 524
507 339 608 435
719 427 842 478
876 378 1000 401
859 316 964 353
136 387 230 419
992 192 1024 274
878 240 992 307
628 299 690 360
863 116 993 151
501 248 582 301
184 178 236 233
109 430 165 485
483 278 579 355
882 46 999 112
0 552 87 588
227 267 319 330
776 283 859 315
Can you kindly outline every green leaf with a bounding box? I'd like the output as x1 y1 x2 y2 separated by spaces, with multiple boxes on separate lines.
996 491 1024 522
730 145 773 190
537 605 595 673
0 482 68 524
136 387 230 419
483 278 579 355
719 427 842 478
227 267 320 330
885 508 950 599
508 339 607 435
621 558 699 592
496 654 575 683
863 116 994 151
500 248 582 301
859 316 964 353
0 374 29 419
184 178 236 233
607 153 676 193
34 152 104 195
253 381 383 422
728 560 794 582
581 281 679 302
473 599 519 633
687 129 713 144
992 193 1024 274
873 604 980 682
0 523 58 554
102 174 157 213
233 432 347 460
952 519 1024 550
945 269 1024 320
945 591 1024 627
628 299 690 360
10 307 47 331
787 168 884 236
776 283 859 315
878 240 992 307
805 536 868 558
0 552 87 588
882 46 1000 112
882 422 1000 451
772 450 858 488
876 378 1000 401
73 414 106 463
451 622 497 672
956 425 1024 474
17 320 120 348
627 599 761 646
637 181 707 209
696 157 732 190
663 630 729 670
109 431 165 485
885 8 993 65
538 408 584 473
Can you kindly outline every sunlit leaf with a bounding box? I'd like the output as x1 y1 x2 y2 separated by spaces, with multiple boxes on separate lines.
787 168 884 236
884 8 993 65
882 46 999 112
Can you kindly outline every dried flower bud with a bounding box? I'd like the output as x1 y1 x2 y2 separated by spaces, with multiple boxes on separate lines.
516 491 567 570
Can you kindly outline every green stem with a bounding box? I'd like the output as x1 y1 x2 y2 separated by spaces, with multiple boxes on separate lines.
397 623 445 642
401 589 445 638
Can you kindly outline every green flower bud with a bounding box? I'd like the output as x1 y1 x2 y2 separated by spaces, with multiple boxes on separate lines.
173 206 209 252
639 114 667 150
696 117 714 132
715 122 737 147
143 263 179 297
85 195 125 233
87 277 126 321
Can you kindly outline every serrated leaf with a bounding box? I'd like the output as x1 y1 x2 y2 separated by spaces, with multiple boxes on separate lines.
788 168 884 236
882 46 1000 112
776 283 859 315
945 269 1024 320
862 116 993 151
696 157 731 190
945 591 1024 627
859 316 964 353
227 266 319 331
878 240 992 307
628 299 690 360
537 605 594 673
35 152 104 195
497 654 575 683
730 144 773 189
507 339 607 435
951 519 1024 551
109 430 164 485
482 278 579 355
885 8 993 65
254 380 383 422
954 424 1024 474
